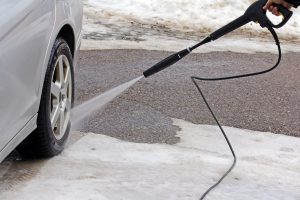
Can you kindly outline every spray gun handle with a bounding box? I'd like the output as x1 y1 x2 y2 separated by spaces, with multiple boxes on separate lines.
267 4 293 28
210 0 293 41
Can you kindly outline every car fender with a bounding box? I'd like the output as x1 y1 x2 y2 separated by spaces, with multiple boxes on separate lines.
36 0 82 107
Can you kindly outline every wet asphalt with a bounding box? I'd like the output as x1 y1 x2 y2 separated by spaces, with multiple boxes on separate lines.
75 49 300 144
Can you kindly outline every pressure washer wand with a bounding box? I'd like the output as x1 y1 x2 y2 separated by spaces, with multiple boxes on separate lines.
143 0 292 78
143 15 252 78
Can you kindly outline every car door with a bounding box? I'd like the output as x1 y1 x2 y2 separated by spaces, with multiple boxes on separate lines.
0 0 55 151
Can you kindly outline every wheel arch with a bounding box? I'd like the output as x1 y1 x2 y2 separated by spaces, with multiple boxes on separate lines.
56 24 75 57
36 23 76 114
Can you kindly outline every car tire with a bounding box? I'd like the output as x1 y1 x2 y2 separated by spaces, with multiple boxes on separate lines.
17 38 74 158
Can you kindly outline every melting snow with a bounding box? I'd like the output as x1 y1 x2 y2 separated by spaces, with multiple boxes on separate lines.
1 119 300 200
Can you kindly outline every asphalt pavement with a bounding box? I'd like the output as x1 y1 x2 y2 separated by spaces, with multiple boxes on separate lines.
2 49 300 198
75 50 300 143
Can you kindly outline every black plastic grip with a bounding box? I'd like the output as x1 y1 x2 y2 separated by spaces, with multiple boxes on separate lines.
143 49 190 77
268 4 293 28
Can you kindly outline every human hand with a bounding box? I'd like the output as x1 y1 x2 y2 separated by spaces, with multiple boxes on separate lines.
263 0 292 16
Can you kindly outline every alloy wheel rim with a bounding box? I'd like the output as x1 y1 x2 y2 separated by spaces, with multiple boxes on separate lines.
50 55 72 140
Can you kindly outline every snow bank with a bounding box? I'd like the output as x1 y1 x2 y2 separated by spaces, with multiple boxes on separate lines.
87 0 300 37
82 0 300 52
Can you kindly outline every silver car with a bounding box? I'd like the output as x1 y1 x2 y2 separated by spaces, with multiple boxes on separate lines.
0 0 83 162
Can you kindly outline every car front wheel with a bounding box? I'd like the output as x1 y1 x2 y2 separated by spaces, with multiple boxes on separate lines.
17 38 74 158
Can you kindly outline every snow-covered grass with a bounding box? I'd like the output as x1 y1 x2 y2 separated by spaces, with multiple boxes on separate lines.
1 119 300 200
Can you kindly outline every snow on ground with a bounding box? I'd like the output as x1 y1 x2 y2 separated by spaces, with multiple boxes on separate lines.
1 119 300 200
82 0 300 53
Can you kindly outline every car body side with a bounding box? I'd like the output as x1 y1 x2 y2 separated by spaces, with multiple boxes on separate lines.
0 0 82 162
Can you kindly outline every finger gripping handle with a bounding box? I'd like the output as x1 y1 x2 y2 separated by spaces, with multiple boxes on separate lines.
270 4 293 28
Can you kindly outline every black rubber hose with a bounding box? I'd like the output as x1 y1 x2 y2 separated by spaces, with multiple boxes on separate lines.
192 25 281 200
